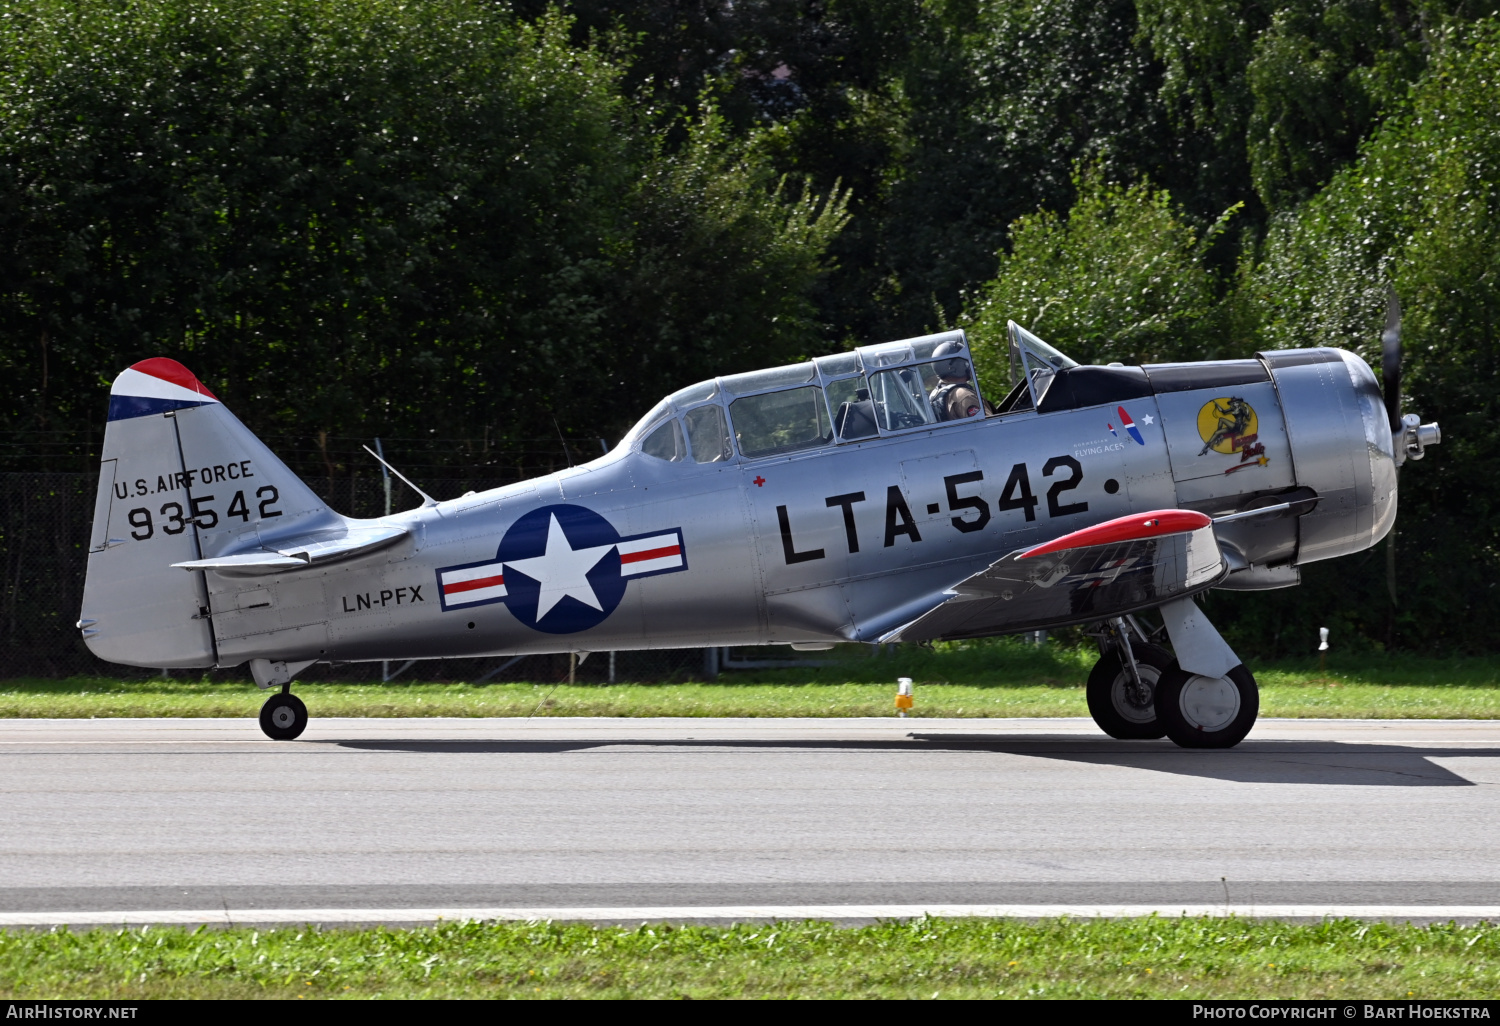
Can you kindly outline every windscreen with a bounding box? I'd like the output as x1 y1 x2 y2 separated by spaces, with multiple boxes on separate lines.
1008 321 1078 409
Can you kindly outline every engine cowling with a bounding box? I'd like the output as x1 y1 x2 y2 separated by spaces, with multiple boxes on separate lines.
1261 347 1398 565
1147 347 1437 579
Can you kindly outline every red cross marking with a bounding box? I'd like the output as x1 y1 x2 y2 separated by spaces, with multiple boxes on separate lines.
753 476 766 487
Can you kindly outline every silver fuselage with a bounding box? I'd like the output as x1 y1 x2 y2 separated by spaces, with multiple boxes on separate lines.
191 346 1394 666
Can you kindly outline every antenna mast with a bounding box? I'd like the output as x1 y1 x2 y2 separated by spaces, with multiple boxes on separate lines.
374 437 392 517
362 444 438 508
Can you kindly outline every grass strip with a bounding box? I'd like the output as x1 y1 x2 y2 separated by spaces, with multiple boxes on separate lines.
7 678 1500 720
1 916 1494 999
8 642 1500 719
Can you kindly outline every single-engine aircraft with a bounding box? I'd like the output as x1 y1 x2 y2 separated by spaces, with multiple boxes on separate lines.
79 308 1440 747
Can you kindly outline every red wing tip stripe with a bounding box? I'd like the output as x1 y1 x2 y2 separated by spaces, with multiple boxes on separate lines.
620 544 680 565
442 574 505 595
1020 509 1212 559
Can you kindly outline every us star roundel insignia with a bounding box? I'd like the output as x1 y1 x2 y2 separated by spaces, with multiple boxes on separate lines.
435 504 687 634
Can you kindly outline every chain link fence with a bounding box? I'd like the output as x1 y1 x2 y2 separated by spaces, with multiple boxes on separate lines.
0 471 723 682
0 473 97 677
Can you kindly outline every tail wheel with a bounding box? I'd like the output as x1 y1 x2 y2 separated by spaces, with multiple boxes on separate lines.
1155 663 1259 749
259 692 308 741
1086 643 1173 739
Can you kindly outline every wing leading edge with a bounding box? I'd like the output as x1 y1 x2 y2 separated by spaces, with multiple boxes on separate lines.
880 510 1226 643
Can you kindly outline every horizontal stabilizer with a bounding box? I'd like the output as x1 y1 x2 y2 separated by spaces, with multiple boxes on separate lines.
174 552 310 574
173 525 408 576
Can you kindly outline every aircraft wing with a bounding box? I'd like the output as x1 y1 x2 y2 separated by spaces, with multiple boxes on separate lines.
881 510 1227 643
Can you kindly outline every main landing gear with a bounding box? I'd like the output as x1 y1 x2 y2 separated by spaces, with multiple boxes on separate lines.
1085 605 1259 749
1155 662 1258 749
1086 618 1172 739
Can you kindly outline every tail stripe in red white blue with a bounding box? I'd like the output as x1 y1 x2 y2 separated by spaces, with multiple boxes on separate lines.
107 358 220 422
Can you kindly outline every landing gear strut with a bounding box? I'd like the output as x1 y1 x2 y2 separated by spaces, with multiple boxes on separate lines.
259 686 308 741
1086 618 1171 739
251 658 314 740
1151 596 1260 748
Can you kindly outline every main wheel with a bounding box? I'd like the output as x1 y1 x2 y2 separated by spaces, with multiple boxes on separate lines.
259 692 308 741
1155 663 1258 749
1086 643 1173 739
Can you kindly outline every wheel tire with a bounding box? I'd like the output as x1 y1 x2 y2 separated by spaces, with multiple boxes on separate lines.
1086 643 1172 739
259 692 308 741
1155 663 1259 749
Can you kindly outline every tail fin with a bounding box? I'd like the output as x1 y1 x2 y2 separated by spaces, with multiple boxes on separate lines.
81 359 334 668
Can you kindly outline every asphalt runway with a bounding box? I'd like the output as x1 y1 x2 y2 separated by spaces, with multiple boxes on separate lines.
3 716 1500 926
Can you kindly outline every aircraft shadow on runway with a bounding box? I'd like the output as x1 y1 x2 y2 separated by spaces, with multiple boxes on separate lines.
333 737 1493 786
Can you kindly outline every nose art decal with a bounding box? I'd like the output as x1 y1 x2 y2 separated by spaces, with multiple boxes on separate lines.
1196 397 1269 473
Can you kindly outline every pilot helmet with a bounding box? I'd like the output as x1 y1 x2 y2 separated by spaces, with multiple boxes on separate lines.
932 340 970 381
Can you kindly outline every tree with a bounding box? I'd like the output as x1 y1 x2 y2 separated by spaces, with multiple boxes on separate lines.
868 0 1175 341
1230 16 1500 653
0 0 847 473
963 171 1238 389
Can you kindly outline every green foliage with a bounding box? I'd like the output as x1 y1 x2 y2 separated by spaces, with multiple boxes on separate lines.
595 108 848 394
0 0 846 454
1231 17 1500 653
1134 0 1475 219
4 0 1500 654
964 172 1238 383
951 14 1500 654
531 0 1488 344
1132 0 1267 229
1246 1 1420 211
3 915 1499 998
869 0 1175 339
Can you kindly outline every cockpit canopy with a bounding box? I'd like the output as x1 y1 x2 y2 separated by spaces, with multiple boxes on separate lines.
622 324 1119 464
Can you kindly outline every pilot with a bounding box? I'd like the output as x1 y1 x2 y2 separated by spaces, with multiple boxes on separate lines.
928 341 983 421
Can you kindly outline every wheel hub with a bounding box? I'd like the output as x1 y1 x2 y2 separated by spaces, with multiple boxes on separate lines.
1178 674 1240 731
272 705 297 728
1111 667 1158 724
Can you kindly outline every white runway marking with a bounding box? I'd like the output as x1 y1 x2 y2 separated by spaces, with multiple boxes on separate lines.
5 905 1500 928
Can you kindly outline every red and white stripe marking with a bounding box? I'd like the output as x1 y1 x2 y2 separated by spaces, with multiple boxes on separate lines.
439 564 507 607
618 532 683 577
111 359 220 403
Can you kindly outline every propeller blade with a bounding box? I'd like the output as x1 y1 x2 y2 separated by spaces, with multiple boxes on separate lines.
1382 290 1403 432
1382 291 1403 604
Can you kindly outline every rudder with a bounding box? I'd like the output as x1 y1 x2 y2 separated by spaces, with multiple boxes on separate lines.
80 359 333 668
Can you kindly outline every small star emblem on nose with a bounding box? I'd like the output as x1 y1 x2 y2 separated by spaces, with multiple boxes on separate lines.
753 476 766 487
